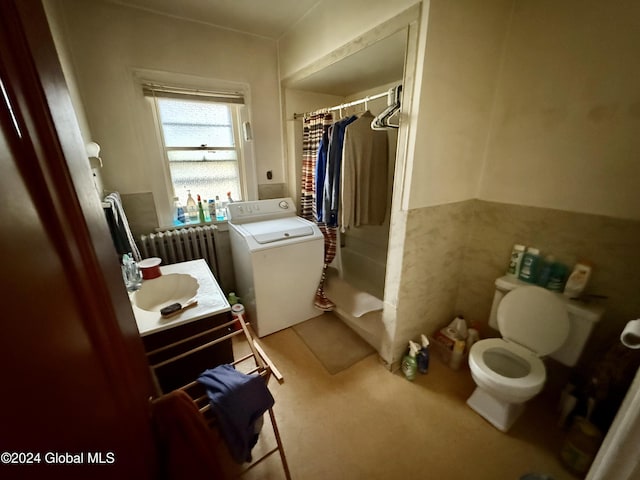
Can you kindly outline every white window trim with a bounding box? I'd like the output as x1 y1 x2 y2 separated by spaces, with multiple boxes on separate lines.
132 69 257 227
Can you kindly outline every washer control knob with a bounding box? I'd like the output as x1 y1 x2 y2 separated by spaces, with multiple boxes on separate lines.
279 200 289 209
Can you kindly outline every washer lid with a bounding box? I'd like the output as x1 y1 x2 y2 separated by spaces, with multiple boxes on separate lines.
498 286 570 356
242 217 315 244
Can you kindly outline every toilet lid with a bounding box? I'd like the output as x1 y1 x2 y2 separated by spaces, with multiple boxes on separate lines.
498 286 570 356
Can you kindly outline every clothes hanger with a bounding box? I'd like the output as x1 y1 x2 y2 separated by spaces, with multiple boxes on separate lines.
371 85 402 130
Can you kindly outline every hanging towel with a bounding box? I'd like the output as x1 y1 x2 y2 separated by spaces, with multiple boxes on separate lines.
103 192 141 261
198 364 274 464
151 389 224 479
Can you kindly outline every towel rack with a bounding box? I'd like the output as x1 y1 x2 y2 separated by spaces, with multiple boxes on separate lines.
146 314 291 479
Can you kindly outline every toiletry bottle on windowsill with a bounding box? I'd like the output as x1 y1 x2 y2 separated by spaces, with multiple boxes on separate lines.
186 190 198 223
197 194 206 223
173 196 185 225
215 195 226 221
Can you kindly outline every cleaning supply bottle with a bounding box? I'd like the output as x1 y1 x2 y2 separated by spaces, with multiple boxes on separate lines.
449 339 466 370
401 341 419 381
417 335 430 374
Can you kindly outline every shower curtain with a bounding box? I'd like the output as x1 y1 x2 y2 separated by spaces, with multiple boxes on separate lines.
301 112 336 311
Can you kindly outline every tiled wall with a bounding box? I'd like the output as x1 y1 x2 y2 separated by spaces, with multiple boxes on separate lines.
395 199 640 366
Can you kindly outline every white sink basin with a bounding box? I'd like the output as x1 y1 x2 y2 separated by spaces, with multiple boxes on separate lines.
133 273 199 312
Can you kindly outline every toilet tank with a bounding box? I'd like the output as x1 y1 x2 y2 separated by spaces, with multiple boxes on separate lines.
488 275 604 367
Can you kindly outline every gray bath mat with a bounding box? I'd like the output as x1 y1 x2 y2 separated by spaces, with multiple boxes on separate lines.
293 312 375 374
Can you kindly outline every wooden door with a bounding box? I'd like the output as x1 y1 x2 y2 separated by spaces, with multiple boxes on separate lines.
0 1 158 478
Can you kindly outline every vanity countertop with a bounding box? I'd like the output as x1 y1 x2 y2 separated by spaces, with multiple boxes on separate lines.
131 259 230 337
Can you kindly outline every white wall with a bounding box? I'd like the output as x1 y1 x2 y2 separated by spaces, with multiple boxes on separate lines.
278 0 420 80
52 0 282 225
478 0 640 221
406 0 513 209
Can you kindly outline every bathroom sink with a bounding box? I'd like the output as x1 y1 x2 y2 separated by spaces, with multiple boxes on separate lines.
133 273 199 312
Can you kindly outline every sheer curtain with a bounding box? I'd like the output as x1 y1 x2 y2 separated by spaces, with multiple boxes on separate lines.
301 112 337 311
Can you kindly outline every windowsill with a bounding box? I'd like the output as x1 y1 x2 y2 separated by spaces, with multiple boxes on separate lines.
155 219 227 233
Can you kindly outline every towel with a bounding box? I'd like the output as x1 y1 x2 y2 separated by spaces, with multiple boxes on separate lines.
103 192 141 261
198 364 274 464
151 390 224 480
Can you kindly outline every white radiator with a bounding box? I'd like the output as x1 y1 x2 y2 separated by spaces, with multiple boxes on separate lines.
139 226 219 278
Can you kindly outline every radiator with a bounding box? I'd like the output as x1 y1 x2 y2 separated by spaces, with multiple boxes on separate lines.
139 226 219 279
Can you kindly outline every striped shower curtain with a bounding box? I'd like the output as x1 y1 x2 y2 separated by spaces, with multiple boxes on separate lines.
301 112 336 311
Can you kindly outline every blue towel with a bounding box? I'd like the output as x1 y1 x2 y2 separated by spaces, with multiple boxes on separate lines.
198 365 274 463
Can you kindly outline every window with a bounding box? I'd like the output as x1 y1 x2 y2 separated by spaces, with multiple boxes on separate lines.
144 83 247 219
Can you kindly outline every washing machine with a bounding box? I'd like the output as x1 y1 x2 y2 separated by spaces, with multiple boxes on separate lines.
227 198 324 337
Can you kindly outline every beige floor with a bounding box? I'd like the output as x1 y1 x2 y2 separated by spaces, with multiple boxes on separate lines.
228 323 581 480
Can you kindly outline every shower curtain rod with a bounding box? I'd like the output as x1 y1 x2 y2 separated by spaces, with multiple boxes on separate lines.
292 89 391 120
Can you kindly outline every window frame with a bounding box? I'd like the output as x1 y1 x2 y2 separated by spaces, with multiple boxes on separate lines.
136 73 257 228
153 96 245 205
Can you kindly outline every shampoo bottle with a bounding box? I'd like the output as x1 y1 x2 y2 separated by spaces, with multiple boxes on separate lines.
563 262 592 299
401 341 419 381
518 247 541 283
417 334 430 374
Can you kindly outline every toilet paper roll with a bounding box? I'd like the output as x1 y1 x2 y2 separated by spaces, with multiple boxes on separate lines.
620 319 640 349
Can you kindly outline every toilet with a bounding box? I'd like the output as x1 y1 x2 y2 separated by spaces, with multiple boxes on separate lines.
467 275 604 432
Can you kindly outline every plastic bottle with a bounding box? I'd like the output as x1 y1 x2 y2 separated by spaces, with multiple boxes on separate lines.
563 262 592 299
208 199 216 221
449 339 466 370
417 334 430 374
507 244 526 277
546 262 569 292
186 190 198 223
518 247 541 283
466 328 480 352
454 316 468 340
121 253 142 291
536 255 555 287
227 191 234 203
215 195 226 221
197 194 206 223
401 341 419 381
173 196 185 225
228 292 239 305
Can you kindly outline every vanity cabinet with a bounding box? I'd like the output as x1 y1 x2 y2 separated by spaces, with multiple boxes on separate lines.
142 312 234 393
131 259 234 394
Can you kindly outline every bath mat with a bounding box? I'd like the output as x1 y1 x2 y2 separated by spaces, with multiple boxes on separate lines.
324 271 383 317
293 313 375 374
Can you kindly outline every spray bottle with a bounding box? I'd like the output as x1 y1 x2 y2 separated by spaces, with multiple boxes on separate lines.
417 334 430 374
401 341 420 381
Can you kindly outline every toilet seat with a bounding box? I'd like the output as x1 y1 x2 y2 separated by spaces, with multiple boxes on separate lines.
498 286 570 356
469 338 546 401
